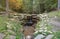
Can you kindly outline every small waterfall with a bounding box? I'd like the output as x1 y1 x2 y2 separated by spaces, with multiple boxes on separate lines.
22 15 39 39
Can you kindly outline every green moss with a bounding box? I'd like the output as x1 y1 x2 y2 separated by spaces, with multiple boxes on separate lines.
48 10 60 17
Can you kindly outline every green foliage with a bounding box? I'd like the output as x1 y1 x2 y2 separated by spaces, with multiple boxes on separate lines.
7 20 23 39
23 0 33 13
0 0 6 11
0 0 57 13
0 16 23 39
38 0 57 13
44 0 57 12
0 0 6 7
23 0 57 13
52 31 60 39
0 16 7 33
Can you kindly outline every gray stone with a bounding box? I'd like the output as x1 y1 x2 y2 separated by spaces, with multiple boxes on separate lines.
0 33 15 39
35 34 45 39
9 35 16 39
49 18 60 31
58 0 60 9
35 34 54 39
45 35 54 39
0 33 5 39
